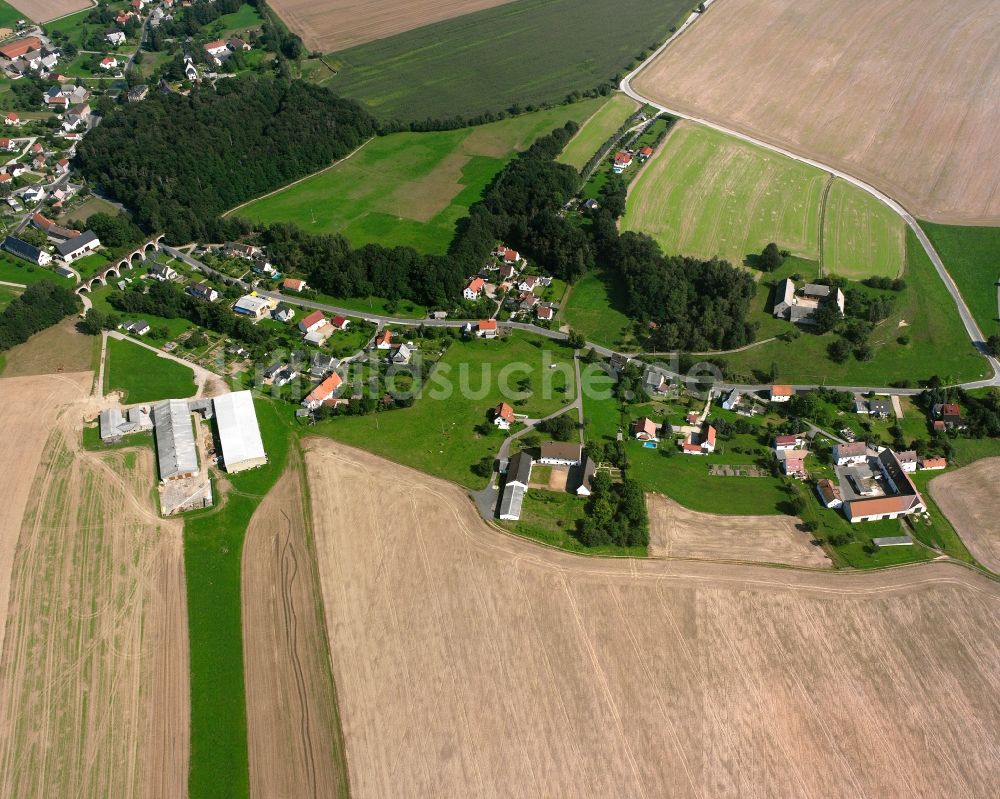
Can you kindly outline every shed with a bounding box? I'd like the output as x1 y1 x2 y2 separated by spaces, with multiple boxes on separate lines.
213 390 267 473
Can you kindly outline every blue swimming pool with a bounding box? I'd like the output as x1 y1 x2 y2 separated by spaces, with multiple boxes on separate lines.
643 441 657 448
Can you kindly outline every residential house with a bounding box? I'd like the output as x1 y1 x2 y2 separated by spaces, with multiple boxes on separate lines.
612 151 633 173
183 57 198 82
390 343 412 364
932 420 946 433
722 389 742 411
148 262 177 281
896 450 919 473
99 56 118 71
477 319 498 338
261 363 284 385
644 369 672 397
518 291 538 311
638 145 654 161
498 263 518 281
935 403 967 430
536 303 554 321
518 275 541 292
463 276 485 300
858 397 892 418
4 112 20 126
304 322 335 346
55 230 99 262
538 442 582 466
302 372 343 410
681 425 716 455
272 305 295 323
122 319 150 336
770 385 793 402
224 241 259 259
105 30 126 47
228 37 251 52
21 186 46 205
505 451 532 489
298 310 326 334
330 315 350 331
774 433 804 451
0 137 15 151
282 277 306 292
274 368 297 388
815 478 843 509
494 246 520 264
55 157 69 174
632 416 659 442
492 401 515 430
309 354 338 378
127 85 148 102
63 103 91 131
2 235 51 266
204 39 229 58
833 441 869 466
772 278 845 325
776 448 809 478
375 330 393 349
232 294 276 320
186 283 219 302
920 457 947 471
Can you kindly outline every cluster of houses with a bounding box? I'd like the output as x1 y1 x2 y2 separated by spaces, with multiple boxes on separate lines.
817 443 943 524
0 35 60 79
203 36 252 67
630 414 717 455
611 144 654 174
298 309 350 347
463 245 557 321
772 279 845 325
498 442 596 521
774 432 810 479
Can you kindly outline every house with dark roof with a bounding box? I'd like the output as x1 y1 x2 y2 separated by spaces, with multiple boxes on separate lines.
2 234 51 265
55 230 99 262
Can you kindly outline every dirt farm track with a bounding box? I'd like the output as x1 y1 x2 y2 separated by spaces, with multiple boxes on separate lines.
306 439 1000 798
268 0 519 53
633 0 1000 224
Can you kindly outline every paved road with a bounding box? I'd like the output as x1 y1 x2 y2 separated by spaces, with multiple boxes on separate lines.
619 0 1000 388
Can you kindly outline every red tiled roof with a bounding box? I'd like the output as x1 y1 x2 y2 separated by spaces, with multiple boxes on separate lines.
0 37 42 60
632 416 658 437
478 319 497 331
941 403 961 416
300 310 324 328
921 457 947 469
771 384 793 396
376 330 392 345
775 434 799 446
613 152 631 165
932 420 946 431
204 39 227 51
705 426 716 446
306 373 342 402
332 315 348 328
495 402 514 422
466 277 485 292
640 146 653 156
282 277 304 289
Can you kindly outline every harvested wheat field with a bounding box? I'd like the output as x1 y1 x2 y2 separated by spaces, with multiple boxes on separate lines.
243 454 348 798
930 458 1000 574
647 492 830 567
305 438 1000 798
0 377 188 799
6 0 90 23
270 0 518 53
1 318 96 378
633 0 1000 224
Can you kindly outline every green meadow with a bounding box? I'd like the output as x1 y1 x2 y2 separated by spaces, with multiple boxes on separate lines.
322 0 693 122
624 122 905 278
104 337 197 403
921 221 1000 337
557 93 639 171
235 100 605 253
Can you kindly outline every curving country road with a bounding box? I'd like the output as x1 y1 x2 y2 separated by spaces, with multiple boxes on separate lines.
618 0 1000 388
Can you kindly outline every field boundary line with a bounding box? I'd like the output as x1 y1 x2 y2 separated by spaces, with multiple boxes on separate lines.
223 138 374 218
817 173 834 278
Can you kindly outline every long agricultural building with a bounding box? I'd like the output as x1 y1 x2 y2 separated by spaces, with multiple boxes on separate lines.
152 399 199 481
213 390 267 473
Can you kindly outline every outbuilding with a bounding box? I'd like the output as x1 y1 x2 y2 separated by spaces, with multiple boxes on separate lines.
212 390 267 473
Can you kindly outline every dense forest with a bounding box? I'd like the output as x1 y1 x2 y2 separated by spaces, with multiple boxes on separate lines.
74 77 377 242
0 283 80 351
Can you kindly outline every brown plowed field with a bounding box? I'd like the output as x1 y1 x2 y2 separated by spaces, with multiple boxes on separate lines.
632 0 1000 224
647 492 830 567
243 453 349 798
305 438 1000 798
0 374 189 798
930 458 1000 574
269 0 519 54
6 0 91 23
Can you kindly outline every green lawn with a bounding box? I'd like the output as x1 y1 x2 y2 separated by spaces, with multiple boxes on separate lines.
556 93 639 171
184 398 293 799
323 0 693 122
314 333 577 488
500 489 646 557
720 229 989 385
561 270 636 350
308 291 427 319
104 337 197 403
72 251 111 279
0 254 68 285
921 221 1000 337
212 3 261 36
623 122 905 278
89 284 194 344
235 101 604 253
0 284 20 311
43 10 91 46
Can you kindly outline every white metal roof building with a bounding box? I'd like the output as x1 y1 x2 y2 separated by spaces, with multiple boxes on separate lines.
213 390 267 473
153 399 199 481
498 484 525 521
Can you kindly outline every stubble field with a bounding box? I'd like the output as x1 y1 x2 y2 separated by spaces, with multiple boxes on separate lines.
0 374 189 798
305 438 1000 798
6 0 89 23
929 458 1000 574
631 0 1000 224
646 492 830 567
268 0 517 53
242 455 348 798
623 121 905 276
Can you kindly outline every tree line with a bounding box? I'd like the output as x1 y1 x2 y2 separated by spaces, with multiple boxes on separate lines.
0 282 80 351
577 472 648 548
